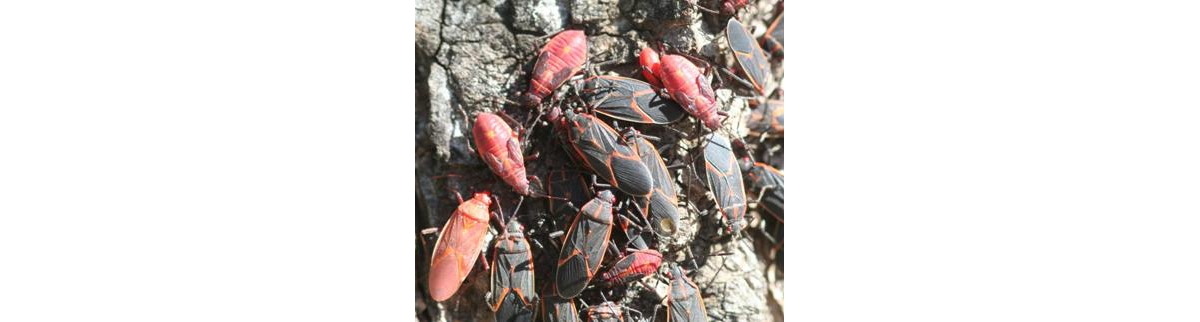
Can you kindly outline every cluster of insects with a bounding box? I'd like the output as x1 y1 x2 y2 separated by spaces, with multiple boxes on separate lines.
421 1 784 321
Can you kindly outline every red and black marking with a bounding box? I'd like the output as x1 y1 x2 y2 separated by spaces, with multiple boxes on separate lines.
726 18 773 95
540 294 582 322
665 265 708 322
599 249 663 286
702 133 748 234
626 130 682 236
580 76 687 125
760 13 785 60
489 219 538 322
555 190 616 298
746 99 784 138
741 158 784 224
559 109 654 197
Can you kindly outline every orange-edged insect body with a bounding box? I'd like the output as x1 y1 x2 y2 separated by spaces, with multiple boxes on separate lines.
474 112 531 195
555 109 654 197
625 131 681 235
555 190 616 298
489 220 537 322
428 192 494 302
581 76 687 125
541 294 582 322
726 18 772 95
760 13 785 60
522 30 588 107
741 158 784 224
746 99 784 137
666 265 708 322
701 133 748 234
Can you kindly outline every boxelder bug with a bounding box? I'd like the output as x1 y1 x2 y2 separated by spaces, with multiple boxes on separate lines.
555 190 616 298
428 192 497 302
638 47 725 131
746 99 784 138
580 76 687 125
760 13 784 60
551 108 654 198
701 133 748 234
740 158 784 224
489 219 538 322
625 130 682 236
474 112 534 195
726 18 773 96
586 301 626 322
521 30 588 108
665 265 708 322
599 248 663 286
540 293 582 322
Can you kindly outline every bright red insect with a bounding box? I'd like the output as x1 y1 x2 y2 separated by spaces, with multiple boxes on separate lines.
600 249 663 286
638 48 723 130
639 47 664 88
521 30 588 107
474 112 531 195
428 192 493 302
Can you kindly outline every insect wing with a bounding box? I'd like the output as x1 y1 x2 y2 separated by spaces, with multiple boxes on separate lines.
726 18 772 95
541 295 581 322
566 112 653 197
495 292 536 322
555 197 614 298
751 164 785 223
667 266 708 322
491 236 536 310
584 76 686 124
702 134 748 233
768 14 784 48
632 137 681 235
428 206 490 301
747 100 784 137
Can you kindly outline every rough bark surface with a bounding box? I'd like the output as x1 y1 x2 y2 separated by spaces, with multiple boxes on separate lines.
416 0 784 321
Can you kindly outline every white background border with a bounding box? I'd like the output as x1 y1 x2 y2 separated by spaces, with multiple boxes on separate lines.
1 0 1197 320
